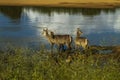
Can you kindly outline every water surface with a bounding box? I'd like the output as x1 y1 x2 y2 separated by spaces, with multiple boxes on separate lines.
0 6 120 49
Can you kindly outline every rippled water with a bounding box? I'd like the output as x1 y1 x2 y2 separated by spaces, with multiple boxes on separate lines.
0 6 120 49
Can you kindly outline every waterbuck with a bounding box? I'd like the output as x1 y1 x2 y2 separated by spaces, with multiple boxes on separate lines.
42 28 72 52
75 28 89 50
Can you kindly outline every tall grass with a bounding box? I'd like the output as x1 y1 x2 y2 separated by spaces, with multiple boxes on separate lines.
0 47 120 80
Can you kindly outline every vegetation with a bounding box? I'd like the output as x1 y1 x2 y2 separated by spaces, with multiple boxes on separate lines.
0 46 120 80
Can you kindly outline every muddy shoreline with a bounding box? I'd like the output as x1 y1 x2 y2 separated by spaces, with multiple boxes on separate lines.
0 2 120 8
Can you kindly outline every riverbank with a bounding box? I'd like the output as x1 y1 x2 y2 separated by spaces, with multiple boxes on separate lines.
0 46 120 80
0 0 120 8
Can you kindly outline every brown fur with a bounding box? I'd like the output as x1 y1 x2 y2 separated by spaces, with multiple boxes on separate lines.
42 28 72 52
75 28 89 49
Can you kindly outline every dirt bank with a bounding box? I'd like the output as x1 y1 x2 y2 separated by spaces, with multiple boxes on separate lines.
0 0 120 8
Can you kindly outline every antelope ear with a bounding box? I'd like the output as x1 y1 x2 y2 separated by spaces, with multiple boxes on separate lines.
77 28 83 33
44 27 48 31
46 28 48 31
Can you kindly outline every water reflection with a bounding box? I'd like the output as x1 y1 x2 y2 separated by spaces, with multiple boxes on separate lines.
0 6 117 19
0 6 22 20
0 6 120 49
28 7 117 16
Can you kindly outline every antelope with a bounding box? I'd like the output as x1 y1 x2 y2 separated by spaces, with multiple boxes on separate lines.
75 28 89 50
42 28 72 52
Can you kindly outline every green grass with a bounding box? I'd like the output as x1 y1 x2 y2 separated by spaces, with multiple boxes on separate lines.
0 47 120 80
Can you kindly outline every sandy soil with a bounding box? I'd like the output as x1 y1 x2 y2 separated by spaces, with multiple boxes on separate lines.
0 0 120 8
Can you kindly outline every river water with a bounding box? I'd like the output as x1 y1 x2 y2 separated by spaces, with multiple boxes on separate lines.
0 6 120 49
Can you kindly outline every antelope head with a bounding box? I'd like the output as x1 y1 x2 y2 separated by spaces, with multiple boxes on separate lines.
42 28 48 36
49 31 54 38
76 28 83 36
